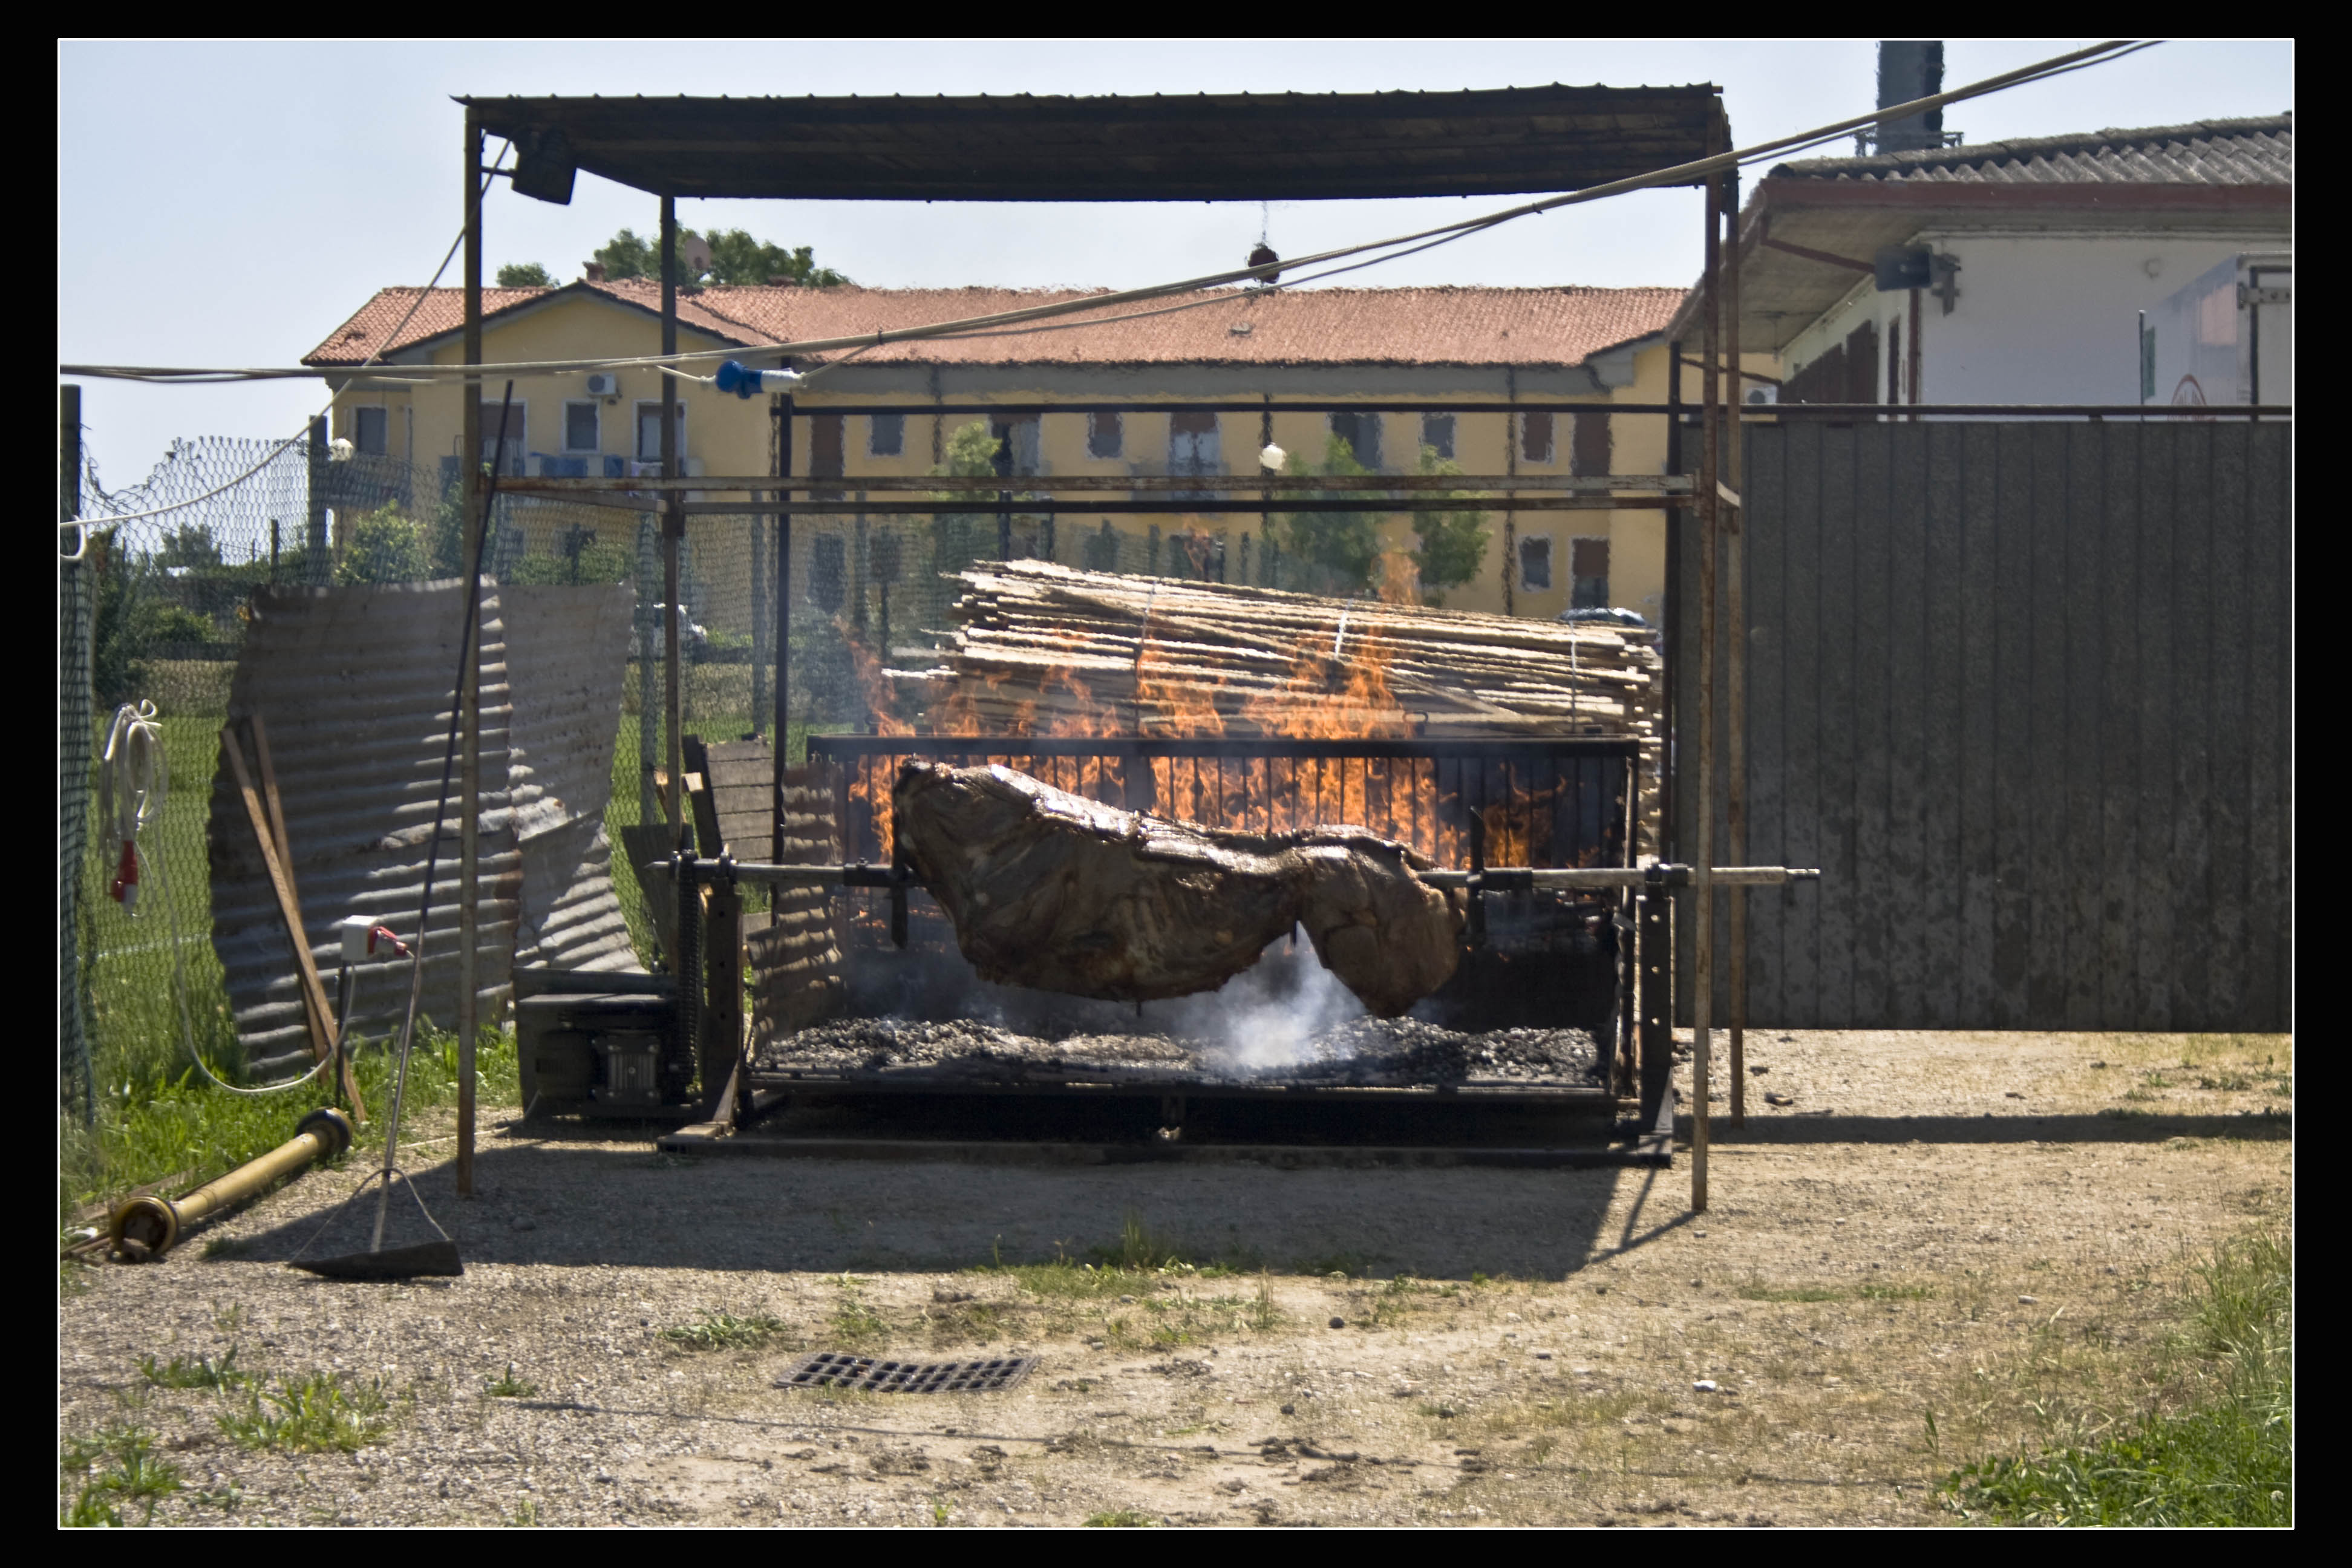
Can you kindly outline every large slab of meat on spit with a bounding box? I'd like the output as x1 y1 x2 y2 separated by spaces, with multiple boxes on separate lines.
892 762 1463 1016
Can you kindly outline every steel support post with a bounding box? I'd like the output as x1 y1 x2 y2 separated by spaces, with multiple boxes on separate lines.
774 392 794 771
1663 341 1682 863
456 106 483 1197
1690 112 1724 1214
701 865 743 1111
306 416 331 584
1725 166 1748 1129
661 194 684 851
1638 884 1673 1134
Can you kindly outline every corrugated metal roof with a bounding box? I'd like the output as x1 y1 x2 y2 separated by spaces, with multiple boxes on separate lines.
209 583 640 1061
1771 114 2292 187
460 85 1723 203
306 280 1688 371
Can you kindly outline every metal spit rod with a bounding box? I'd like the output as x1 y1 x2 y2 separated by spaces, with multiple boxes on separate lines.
679 857 1819 892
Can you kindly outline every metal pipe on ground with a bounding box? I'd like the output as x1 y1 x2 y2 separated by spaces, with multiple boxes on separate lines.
110 1108 353 1261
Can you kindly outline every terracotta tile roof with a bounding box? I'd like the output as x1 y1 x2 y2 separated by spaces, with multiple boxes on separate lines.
1771 114 2292 188
304 278 1686 370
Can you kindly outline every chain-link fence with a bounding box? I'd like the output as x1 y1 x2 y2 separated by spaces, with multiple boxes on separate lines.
64 423 1477 1112
68 434 755 1110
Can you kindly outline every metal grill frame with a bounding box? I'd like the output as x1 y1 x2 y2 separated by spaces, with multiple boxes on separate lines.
777 1351 1038 1394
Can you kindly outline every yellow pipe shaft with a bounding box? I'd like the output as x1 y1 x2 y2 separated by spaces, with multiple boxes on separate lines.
111 1108 352 1260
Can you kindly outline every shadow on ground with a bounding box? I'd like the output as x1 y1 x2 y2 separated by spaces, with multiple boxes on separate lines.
214 1125 1627 1282
1694 1111 2292 1145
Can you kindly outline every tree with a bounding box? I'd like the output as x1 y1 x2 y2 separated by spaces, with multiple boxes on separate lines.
336 504 427 586
925 420 1011 576
589 226 848 287
155 523 223 570
705 231 849 287
1272 435 1383 593
1408 445 1490 606
496 261 553 287
87 529 152 708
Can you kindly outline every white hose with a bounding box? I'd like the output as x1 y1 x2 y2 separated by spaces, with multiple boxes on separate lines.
101 702 328 1096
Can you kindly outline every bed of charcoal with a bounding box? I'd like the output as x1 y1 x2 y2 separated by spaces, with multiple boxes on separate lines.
753 1016 1604 1088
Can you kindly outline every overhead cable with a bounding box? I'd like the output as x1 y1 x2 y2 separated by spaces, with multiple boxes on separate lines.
64 42 2144 389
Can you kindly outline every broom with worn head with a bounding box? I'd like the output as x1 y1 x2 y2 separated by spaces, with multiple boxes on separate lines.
289 386 517 1281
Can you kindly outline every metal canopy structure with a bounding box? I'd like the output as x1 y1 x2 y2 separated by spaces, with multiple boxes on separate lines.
448 78 1748 1213
458 84 1723 202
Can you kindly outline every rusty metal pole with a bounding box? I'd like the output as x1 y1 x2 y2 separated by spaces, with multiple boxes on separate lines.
1725 166 1748 1129
772 393 794 860
661 194 684 846
1691 114 1723 1214
1663 340 1681 864
456 106 483 1197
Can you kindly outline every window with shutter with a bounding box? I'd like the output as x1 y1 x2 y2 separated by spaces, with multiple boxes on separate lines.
1328 411 1380 469
1518 534 1553 591
1169 412 1221 503
1570 411 1610 477
1420 413 1455 460
1088 411 1124 459
1570 537 1610 610
564 401 599 453
353 406 389 457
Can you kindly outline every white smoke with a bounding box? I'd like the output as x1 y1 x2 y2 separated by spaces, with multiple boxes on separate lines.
1168 929 1366 1071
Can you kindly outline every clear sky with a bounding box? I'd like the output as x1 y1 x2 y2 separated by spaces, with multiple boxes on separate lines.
59 39 2290 488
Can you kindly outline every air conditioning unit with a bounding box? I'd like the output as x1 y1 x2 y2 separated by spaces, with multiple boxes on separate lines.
585 373 619 398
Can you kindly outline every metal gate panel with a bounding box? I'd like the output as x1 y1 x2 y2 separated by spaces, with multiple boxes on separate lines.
1676 420 2291 1031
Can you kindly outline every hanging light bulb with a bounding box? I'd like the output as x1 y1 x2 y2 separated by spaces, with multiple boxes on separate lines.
1259 442 1287 473
1249 199 1279 284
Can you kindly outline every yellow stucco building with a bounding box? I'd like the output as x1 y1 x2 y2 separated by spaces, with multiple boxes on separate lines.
307 277 1772 629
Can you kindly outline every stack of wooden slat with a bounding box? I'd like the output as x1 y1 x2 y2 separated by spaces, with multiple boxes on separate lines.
881 561 1664 838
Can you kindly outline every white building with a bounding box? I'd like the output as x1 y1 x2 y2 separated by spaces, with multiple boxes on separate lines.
1689 115 2291 408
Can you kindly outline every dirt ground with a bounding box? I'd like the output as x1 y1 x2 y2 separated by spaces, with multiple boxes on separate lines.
59 1028 2290 1527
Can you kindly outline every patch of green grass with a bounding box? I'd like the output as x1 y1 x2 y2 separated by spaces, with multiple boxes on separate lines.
831 1295 888 1345
926 1301 1007 1347
1858 1282 1937 1302
218 1371 396 1453
61 1021 520 1223
2197 1072 2255 1092
509 1497 541 1527
1941 1229 2291 1527
1734 1278 1844 1304
1296 1250 1377 1279
1249 1271 1283 1333
662 1312 789 1352
140 1345 250 1390
996 1259 1137 1299
483 1364 537 1397
1088 1209 1189 1272
1082 1509 1157 1527
60 1423 183 1527
1369 1273 1424 1328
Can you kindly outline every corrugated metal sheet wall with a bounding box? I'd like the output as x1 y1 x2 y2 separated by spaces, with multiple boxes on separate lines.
209 583 638 1060
1676 421 2291 1030
749 763 844 1047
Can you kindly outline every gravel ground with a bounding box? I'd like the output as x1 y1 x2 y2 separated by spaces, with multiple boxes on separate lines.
60 1027 2290 1527
754 1017 1602 1086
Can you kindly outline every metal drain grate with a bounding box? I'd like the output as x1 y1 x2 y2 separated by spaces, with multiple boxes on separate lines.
777 1352 1038 1394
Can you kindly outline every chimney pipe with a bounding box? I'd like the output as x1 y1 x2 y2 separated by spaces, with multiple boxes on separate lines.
584 261 605 283
1872 41 1947 155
